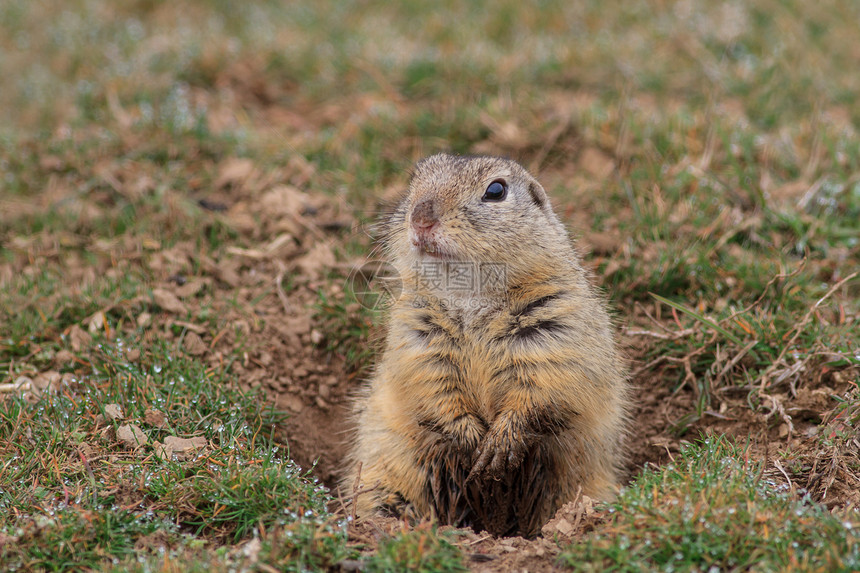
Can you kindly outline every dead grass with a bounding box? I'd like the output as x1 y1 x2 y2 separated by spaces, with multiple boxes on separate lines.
1 0 858 570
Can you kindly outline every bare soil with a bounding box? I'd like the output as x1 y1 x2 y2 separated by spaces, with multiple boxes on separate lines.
169 178 855 569
2 70 856 568
3 157 855 570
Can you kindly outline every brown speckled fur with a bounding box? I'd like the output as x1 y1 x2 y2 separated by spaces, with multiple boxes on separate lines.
344 154 629 537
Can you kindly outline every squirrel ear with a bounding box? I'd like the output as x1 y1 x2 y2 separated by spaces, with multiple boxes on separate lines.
527 180 547 207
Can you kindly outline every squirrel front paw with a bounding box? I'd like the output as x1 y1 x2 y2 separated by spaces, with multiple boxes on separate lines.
466 414 533 482
418 412 487 453
449 413 487 452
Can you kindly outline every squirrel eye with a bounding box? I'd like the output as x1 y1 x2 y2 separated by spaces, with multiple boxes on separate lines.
482 179 508 202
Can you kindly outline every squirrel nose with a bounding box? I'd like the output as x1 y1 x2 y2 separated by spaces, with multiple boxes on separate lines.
410 199 438 231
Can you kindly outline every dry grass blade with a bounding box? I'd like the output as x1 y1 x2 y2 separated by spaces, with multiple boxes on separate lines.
758 271 858 390
650 293 745 346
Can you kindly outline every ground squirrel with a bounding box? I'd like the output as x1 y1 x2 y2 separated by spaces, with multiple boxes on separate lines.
345 154 629 537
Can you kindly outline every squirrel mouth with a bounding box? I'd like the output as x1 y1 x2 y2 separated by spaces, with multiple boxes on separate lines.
409 226 459 259
418 244 445 258
412 238 451 259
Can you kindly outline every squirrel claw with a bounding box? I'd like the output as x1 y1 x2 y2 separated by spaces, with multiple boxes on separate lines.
466 448 488 483
467 444 510 482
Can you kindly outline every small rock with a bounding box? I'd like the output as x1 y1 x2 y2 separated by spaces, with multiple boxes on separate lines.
87 311 107 334
830 370 848 384
183 332 207 356
152 288 188 315
104 404 124 421
257 351 273 366
31 371 62 395
554 517 574 536
69 324 92 352
310 329 324 345
79 443 97 459
281 394 304 413
159 436 208 460
136 312 152 328
144 408 168 428
216 157 255 188
164 436 207 450
117 424 148 448
141 237 161 250
175 278 207 299
152 441 169 459
541 496 596 538
173 321 207 334
54 350 75 365
581 495 595 515
214 263 240 288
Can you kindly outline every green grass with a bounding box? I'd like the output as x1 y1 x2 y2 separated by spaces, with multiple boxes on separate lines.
1 0 859 569
0 337 350 571
0 258 353 570
560 435 860 572
365 525 468 573
631 266 859 433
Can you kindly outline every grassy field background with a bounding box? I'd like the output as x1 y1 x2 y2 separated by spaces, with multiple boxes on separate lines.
1 1 858 571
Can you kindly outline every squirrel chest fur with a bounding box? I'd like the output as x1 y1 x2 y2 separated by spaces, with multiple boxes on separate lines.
345 154 628 537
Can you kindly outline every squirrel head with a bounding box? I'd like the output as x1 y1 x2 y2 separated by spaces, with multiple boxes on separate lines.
382 154 576 289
